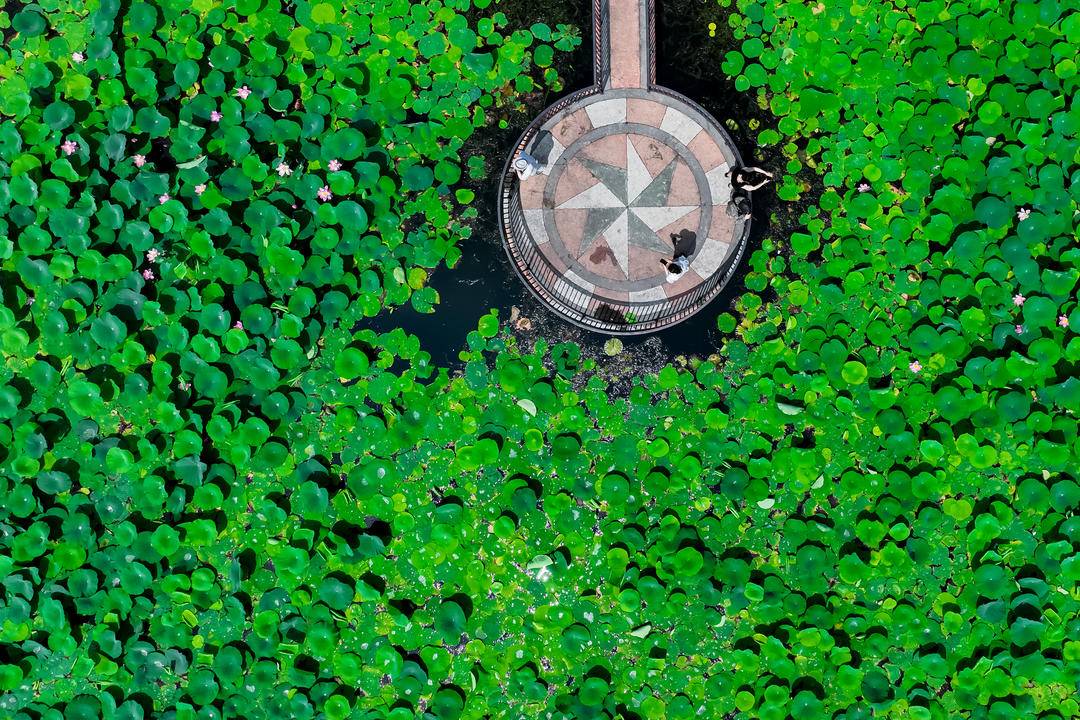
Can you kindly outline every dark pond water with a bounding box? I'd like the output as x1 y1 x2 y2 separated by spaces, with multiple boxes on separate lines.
372 0 794 371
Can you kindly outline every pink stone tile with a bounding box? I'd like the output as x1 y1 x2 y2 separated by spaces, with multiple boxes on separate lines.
630 134 675 178
687 131 726 172
711 205 738 241
581 235 626 281
519 175 546 209
580 134 628 169
627 99 668 128
628 244 670 282
554 159 599 205
553 208 589 259
608 0 642 89
664 268 704 298
537 239 569 273
551 109 593 147
666 160 700 206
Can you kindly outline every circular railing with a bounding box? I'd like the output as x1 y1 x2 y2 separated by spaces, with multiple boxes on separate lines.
496 10 749 335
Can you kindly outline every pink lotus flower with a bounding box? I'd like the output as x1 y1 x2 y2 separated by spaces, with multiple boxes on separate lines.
1013 293 1026 306
1015 324 1024 334
1017 207 1031 221
233 321 243 330
158 193 169 204
72 52 85 63
909 360 921 373
142 269 155 280
61 140 78 155
133 154 146 167
276 162 292 177
194 184 207 195
317 185 332 201
1060 315 1070 328
327 159 341 172
146 248 160 262
857 182 870 192
236 85 251 100
210 110 222 122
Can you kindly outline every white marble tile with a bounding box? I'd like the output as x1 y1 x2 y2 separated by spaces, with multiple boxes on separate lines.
631 206 697 232
626 137 652 201
629 286 668 303
523 209 549 245
705 165 733 204
660 107 701 146
604 210 630 277
690 238 732 278
585 98 627 128
557 181 624 209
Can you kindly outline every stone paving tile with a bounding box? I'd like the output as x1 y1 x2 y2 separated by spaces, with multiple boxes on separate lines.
554 158 601 206
689 237 731 279
544 137 567 172
632 205 696 236
687 131 727 173
628 242 670 282
557 180 622 210
631 159 676 207
554 208 590 259
585 98 627 128
666 160 700 207
523 209 550 245
608 0 642 89
551 108 593 147
580 133 630 169
629 285 669 303
663 268 704 298
626 210 677 255
578 157 627 204
655 208 701 254
660 106 701 147
626 136 653 202
627 98 667 127
536 235 570 274
710 204 737 241
581 234 628 282
630 134 675 178
705 165 733 205
519 174 546 209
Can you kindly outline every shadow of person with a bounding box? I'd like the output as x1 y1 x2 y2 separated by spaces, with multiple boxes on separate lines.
531 131 555 165
670 228 698 257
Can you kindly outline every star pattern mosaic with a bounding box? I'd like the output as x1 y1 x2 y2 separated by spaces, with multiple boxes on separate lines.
552 135 701 281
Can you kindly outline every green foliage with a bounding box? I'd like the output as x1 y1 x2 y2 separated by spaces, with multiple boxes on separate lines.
2 0 1079 719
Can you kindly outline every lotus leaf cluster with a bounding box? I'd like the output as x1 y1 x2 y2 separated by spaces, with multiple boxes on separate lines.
1 0 1079 719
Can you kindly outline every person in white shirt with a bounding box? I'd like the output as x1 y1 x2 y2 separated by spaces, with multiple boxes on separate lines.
513 151 542 180
659 255 690 283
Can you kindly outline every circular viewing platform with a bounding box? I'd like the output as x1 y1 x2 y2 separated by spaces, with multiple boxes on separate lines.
499 89 748 334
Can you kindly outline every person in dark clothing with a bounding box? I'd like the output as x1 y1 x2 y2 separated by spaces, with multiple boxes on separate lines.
728 165 773 192
726 192 751 220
